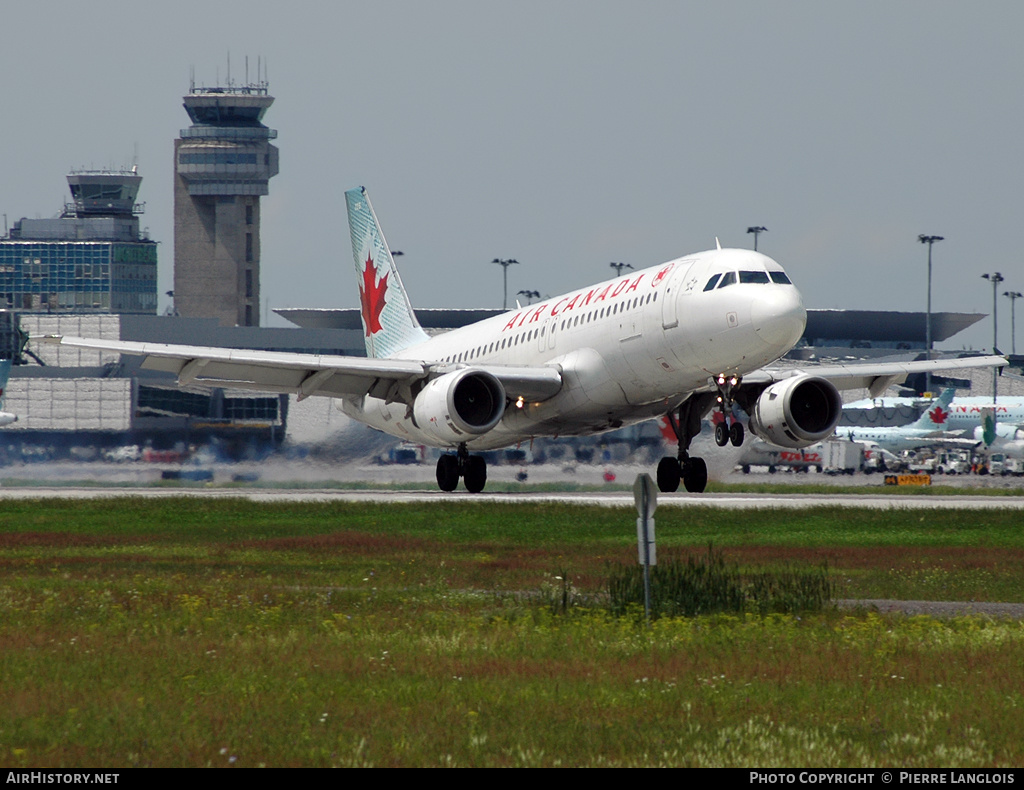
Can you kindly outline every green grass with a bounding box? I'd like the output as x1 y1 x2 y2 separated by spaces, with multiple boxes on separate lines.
1 499 1023 767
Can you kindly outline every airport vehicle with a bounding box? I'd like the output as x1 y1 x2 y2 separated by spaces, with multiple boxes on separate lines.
932 449 971 475
862 446 902 473
738 441 822 473
822 439 863 475
986 452 1024 476
41 187 1006 494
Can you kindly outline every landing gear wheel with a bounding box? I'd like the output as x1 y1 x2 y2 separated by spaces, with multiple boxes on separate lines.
657 456 681 493
464 455 487 493
714 422 729 447
729 421 744 447
436 454 459 492
682 456 708 493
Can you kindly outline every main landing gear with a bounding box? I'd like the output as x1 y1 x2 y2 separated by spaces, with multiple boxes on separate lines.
656 376 747 494
656 393 716 494
436 443 487 493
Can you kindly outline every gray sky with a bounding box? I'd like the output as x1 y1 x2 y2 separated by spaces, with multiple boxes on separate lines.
2 1 1022 351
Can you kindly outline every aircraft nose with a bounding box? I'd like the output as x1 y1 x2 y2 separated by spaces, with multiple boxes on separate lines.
751 287 806 352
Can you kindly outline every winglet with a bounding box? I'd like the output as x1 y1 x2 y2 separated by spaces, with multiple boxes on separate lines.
345 187 429 358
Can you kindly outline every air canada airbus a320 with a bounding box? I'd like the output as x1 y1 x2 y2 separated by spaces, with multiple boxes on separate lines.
43 187 1005 494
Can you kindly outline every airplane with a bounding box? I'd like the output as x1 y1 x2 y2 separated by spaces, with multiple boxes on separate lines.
972 410 1024 455
841 388 971 453
847 390 1024 447
938 397 1024 433
0 359 17 427
39 187 1007 494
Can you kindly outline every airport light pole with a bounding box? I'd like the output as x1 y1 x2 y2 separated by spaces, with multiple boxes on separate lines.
1005 290 1022 355
492 258 519 310
610 262 633 277
747 226 767 251
918 235 944 394
982 271 1004 401
517 289 540 305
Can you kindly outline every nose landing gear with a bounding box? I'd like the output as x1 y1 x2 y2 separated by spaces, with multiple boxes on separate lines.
713 374 745 448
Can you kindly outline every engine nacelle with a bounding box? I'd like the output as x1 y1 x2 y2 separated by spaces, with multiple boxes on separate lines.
412 369 506 445
747 375 842 448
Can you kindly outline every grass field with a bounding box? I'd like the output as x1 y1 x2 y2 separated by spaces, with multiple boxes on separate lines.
1 498 1022 767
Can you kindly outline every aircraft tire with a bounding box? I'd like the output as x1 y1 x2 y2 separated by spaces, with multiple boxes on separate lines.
436 454 459 492
683 456 708 493
714 422 729 447
656 456 681 493
464 455 487 493
729 422 744 447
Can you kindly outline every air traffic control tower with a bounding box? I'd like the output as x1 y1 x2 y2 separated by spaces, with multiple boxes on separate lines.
174 77 279 326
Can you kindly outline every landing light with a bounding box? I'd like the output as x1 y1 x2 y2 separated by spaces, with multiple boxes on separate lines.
516 396 525 409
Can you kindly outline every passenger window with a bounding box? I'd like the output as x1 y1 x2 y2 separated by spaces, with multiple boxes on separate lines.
718 271 737 288
703 273 722 291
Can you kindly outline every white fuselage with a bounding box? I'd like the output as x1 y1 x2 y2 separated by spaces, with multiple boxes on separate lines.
942 399 1024 432
342 248 806 450
844 426 951 453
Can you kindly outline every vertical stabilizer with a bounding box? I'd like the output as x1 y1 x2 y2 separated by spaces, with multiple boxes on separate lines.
919 388 956 429
345 187 429 358
981 408 996 447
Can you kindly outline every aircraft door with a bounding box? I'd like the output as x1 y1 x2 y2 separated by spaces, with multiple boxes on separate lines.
660 258 704 330
539 313 557 354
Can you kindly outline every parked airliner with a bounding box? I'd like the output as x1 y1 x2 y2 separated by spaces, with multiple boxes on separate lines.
941 397 1024 433
847 389 1024 453
843 389 963 453
40 187 1005 493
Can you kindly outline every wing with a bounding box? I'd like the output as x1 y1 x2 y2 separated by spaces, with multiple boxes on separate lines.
743 355 1007 398
40 335 563 404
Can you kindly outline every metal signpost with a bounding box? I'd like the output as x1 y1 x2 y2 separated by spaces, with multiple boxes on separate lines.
633 473 658 624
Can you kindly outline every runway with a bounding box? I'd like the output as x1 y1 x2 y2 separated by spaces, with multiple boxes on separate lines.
1 485 1022 509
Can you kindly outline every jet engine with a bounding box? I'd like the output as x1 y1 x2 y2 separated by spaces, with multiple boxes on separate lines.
747 375 842 448
412 369 506 444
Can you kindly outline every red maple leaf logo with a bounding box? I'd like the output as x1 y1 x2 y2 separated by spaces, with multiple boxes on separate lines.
359 254 388 336
928 405 949 425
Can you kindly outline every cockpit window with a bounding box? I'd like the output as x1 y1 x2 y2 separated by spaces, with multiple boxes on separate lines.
717 271 737 288
769 271 792 284
703 273 722 291
739 270 771 284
